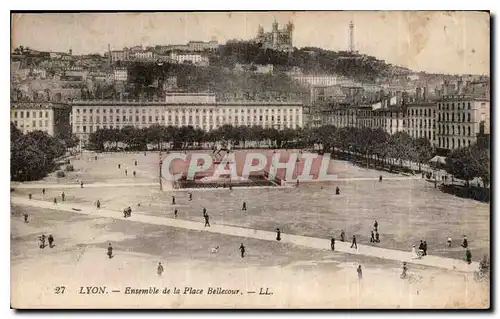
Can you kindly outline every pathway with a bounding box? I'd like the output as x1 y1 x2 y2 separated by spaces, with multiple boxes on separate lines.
11 196 479 273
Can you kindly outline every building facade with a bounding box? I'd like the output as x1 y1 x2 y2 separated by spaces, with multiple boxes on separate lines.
113 68 128 82
169 52 209 66
405 102 436 144
255 21 294 52
11 102 71 138
70 94 303 142
436 95 490 151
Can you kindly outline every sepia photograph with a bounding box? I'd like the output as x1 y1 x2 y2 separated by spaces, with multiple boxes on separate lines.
9 10 491 309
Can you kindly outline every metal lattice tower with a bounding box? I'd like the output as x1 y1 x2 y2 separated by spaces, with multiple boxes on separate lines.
349 21 355 53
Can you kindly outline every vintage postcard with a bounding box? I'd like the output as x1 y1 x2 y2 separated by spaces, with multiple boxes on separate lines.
10 11 490 309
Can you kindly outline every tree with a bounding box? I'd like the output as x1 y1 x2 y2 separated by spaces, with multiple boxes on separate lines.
414 137 434 172
445 146 482 187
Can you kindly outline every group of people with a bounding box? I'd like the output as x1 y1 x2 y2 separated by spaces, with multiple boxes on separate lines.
412 240 428 259
38 234 55 249
117 163 136 177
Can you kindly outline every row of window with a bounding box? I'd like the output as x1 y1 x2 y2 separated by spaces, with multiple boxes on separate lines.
437 125 472 137
13 120 49 128
407 108 435 117
408 119 436 129
12 111 50 119
438 137 471 149
75 114 301 124
75 108 301 115
438 112 471 122
438 102 472 111
409 130 434 140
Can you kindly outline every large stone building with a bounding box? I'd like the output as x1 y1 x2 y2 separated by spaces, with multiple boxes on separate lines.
406 101 436 144
70 93 304 143
436 95 490 151
10 102 71 138
255 20 294 52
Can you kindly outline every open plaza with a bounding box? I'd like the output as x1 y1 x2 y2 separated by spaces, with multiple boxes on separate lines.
10 149 490 308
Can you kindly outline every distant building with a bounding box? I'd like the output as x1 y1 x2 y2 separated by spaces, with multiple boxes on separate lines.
113 68 128 82
187 40 219 52
436 95 490 151
10 102 71 138
169 52 209 66
405 101 437 145
70 94 303 142
255 20 294 52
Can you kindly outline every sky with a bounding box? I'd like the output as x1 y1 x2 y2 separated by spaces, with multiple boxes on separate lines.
11 11 490 75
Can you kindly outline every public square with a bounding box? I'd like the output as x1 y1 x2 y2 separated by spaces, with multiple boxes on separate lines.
10 150 490 308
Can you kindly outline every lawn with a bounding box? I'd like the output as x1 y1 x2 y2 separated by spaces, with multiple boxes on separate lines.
12 150 490 262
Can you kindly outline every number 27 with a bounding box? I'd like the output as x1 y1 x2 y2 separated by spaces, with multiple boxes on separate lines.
54 286 65 294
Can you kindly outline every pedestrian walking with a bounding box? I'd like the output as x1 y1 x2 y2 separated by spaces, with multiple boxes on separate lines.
239 243 245 258
203 207 206 215
157 262 164 276
242 202 247 211
370 230 375 243
134 160 138 166
39 235 46 249
351 235 357 249
118 164 121 169
296 179 299 187
466 249 472 264
204 213 210 227
379 175 383 182
107 243 113 259
172 196 176 205
419 240 424 252
125 169 128 176
95 155 97 161
42 188 46 195
375 231 380 243
336 187 340 195
96 200 101 209
401 262 408 279
276 228 281 241
357 265 363 279
447 237 452 247
80 181 84 188
331 237 335 251
133 171 136 177
340 230 345 242
23 213 29 223
423 240 428 256
188 193 193 201
374 220 378 232
174 209 178 218
61 192 65 202
28 193 32 200
53 197 57 204
48 235 54 248
462 235 468 248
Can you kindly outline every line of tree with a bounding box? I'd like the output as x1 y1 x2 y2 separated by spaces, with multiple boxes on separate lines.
87 124 437 172
11 123 68 181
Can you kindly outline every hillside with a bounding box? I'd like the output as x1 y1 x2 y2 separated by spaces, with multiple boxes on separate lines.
209 41 412 82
